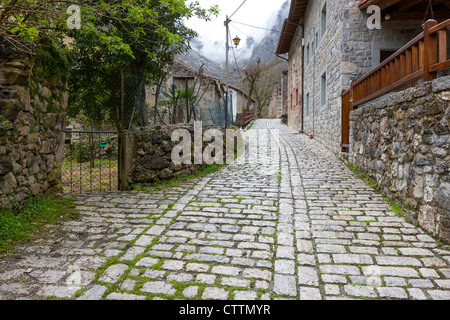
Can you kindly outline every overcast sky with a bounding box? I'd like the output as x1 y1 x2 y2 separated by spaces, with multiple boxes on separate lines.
185 0 288 63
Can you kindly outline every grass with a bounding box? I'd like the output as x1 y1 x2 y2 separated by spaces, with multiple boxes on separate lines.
246 120 255 130
345 162 405 212
131 163 224 191
0 196 80 254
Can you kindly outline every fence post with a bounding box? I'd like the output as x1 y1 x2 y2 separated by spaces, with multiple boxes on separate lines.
119 71 129 191
423 19 438 82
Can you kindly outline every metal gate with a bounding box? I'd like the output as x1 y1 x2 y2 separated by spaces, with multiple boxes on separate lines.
61 130 119 193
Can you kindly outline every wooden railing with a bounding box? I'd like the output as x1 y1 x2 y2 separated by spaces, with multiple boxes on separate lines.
242 109 256 126
341 19 450 152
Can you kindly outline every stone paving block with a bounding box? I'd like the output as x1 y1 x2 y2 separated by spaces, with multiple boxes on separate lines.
322 274 348 284
107 292 146 300
186 263 209 273
196 274 216 285
427 290 450 300
324 284 340 296
275 260 296 274
407 288 427 300
320 265 361 275
377 287 408 299
77 285 107 300
398 248 434 256
344 285 377 298
221 277 251 288
182 286 199 298
120 246 145 261
276 246 295 259
375 256 422 267
297 266 319 286
299 287 322 300
211 265 241 276
333 254 374 265
99 264 128 283
161 260 185 271
141 281 176 295
202 287 229 300
136 257 159 268
273 274 297 297
243 268 272 281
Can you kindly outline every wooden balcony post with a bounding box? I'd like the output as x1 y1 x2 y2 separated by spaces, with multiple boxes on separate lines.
350 79 356 111
423 19 438 82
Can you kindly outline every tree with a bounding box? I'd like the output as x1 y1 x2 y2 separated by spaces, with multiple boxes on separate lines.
242 58 284 116
243 58 262 110
0 0 219 129
67 0 218 129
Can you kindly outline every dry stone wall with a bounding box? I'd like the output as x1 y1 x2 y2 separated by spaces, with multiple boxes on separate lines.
0 52 67 209
125 124 240 186
349 76 450 242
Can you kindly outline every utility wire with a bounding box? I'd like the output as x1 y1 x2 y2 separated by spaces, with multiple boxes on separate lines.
229 0 248 19
232 20 287 35
230 23 277 58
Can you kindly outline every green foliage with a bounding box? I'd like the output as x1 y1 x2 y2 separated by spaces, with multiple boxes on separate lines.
66 0 218 128
34 37 71 82
0 196 80 254
72 141 90 163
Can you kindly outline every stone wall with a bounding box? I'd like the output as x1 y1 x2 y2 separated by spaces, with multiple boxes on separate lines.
0 52 67 209
124 124 241 186
349 76 450 242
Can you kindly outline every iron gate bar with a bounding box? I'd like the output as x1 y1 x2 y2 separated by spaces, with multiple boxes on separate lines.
62 130 119 194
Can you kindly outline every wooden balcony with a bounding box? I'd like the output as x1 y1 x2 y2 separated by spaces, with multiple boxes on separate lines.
341 19 450 152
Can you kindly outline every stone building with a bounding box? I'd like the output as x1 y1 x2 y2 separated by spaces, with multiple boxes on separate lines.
267 82 281 119
276 0 449 153
228 84 257 125
147 60 255 128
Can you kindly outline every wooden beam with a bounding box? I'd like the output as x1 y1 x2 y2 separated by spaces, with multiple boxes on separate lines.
360 0 403 11
389 11 450 20
396 0 426 11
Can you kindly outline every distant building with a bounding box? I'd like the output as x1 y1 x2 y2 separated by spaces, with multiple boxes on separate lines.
147 60 255 127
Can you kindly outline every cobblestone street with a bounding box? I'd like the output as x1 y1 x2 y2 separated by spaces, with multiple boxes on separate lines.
1 119 449 300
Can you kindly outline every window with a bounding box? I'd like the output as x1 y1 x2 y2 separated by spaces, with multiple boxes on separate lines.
292 62 296 87
305 92 310 116
320 71 327 108
295 87 299 108
290 93 293 110
315 31 319 50
306 43 310 65
321 2 327 38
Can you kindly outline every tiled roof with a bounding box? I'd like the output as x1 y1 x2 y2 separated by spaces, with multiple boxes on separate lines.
276 0 310 54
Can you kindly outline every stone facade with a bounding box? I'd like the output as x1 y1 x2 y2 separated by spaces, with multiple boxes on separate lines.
287 24 304 132
0 52 67 209
302 0 423 153
349 76 450 242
